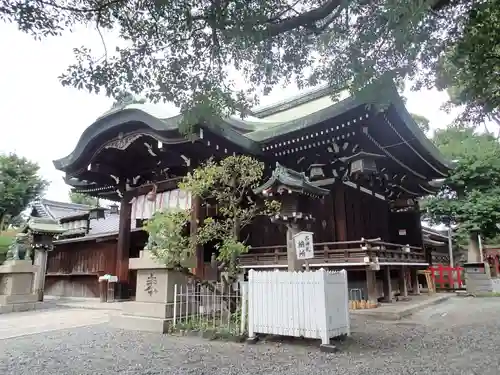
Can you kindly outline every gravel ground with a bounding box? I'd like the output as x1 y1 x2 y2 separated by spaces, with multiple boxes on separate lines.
1 297 499 375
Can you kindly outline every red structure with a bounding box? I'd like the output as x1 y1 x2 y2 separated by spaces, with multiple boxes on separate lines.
428 264 465 290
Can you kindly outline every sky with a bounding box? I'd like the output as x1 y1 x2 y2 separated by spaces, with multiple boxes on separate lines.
0 23 459 203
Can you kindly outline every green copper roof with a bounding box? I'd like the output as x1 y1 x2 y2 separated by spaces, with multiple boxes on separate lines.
23 217 67 235
254 163 330 197
52 80 453 195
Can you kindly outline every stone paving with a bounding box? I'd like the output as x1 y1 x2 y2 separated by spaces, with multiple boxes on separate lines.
0 308 112 339
0 297 499 375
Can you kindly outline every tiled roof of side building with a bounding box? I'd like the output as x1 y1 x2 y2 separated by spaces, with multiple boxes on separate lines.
88 212 136 236
32 198 93 220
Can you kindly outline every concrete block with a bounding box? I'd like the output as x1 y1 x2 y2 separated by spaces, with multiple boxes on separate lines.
110 314 171 333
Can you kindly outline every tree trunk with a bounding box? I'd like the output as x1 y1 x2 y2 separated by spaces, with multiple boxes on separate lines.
467 232 481 263
0 212 5 232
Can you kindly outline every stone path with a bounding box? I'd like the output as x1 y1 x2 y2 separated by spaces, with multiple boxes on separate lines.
0 308 112 339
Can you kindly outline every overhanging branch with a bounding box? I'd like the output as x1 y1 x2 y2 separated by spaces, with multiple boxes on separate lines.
260 0 345 38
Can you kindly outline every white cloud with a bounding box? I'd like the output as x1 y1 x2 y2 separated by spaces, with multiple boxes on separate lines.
0 23 457 203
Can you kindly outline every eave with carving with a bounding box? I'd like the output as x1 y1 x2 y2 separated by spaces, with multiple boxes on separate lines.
53 81 451 205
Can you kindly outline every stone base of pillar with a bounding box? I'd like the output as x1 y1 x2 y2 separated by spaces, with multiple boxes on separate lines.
111 301 174 333
0 260 39 314
110 250 190 333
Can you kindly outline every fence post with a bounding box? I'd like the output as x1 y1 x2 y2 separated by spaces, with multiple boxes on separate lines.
240 282 248 335
173 284 178 327
342 270 351 336
247 270 255 340
318 269 330 345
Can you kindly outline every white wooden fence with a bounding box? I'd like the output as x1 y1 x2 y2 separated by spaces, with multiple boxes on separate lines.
247 269 350 345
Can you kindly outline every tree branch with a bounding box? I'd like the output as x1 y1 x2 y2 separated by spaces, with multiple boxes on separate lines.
259 0 345 39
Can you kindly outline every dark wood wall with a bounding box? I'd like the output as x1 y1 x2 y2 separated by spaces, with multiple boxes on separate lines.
45 230 148 298
245 182 393 248
45 240 117 298
388 210 424 247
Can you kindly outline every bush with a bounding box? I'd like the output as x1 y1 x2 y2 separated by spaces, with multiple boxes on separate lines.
0 231 16 264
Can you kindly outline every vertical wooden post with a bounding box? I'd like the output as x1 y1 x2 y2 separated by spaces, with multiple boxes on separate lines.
286 223 301 271
365 267 378 304
398 265 408 298
33 249 48 301
410 267 420 295
382 266 393 303
191 195 204 278
334 184 347 241
492 253 500 278
116 194 132 299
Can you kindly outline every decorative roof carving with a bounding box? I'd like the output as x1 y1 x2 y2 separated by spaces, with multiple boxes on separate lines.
253 163 329 198
104 133 143 150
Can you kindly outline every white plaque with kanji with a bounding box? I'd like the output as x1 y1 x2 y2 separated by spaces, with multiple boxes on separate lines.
293 231 314 260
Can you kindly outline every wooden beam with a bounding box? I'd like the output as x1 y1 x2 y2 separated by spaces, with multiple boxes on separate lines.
124 177 183 199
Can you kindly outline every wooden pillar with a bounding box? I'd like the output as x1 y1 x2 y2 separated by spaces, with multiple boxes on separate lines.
382 266 393 303
334 184 347 241
493 254 500 278
286 223 301 271
116 195 132 299
398 265 408 298
410 267 420 295
33 249 48 301
191 195 204 278
365 268 378 303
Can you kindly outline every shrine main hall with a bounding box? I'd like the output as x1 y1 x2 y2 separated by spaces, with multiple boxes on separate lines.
48 82 451 302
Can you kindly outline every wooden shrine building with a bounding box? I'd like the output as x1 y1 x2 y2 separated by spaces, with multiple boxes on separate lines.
51 83 452 301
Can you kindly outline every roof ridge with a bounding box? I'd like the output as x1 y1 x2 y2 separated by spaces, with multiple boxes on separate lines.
40 198 93 210
250 84 333 118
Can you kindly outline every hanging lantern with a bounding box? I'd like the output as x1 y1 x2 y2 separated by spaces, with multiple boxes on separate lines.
146 184 157 202
340 151 385 181
307 164 325 181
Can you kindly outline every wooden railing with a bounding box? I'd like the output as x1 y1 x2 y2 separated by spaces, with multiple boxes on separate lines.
239 238 426 267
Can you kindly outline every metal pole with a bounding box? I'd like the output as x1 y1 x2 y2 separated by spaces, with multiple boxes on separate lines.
478 234 484 262
447 226 454 267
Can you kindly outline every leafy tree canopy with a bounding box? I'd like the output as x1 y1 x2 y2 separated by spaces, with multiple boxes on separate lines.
0 153 48 228
436 0 500 126
145 155 279 277
423 125 500 242
411 113 430 134
69 191 100 207
1 0 490 123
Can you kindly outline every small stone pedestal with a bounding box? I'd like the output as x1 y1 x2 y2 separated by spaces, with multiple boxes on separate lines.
0 260 38 314
464 262 500 294
111 250 189 333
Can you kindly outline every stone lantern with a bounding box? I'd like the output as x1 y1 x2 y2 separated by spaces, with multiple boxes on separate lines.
23 217 66 301
253 163 329 271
